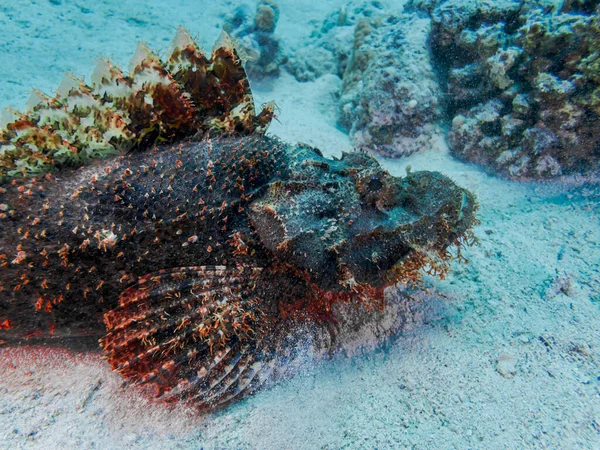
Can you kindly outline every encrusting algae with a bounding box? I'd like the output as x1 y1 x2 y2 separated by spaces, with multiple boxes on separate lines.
0 27 477 410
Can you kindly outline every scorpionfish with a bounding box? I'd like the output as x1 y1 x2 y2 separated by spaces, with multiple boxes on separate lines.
0 28 477 410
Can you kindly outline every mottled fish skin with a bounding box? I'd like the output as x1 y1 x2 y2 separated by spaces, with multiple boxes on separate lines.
0 135 289 337
0 132 476 338
0 134 477 408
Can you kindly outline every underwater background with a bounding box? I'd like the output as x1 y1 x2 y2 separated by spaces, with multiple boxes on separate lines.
0 0 599 448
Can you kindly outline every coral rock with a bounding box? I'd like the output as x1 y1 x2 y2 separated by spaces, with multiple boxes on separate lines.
223 0 287 78
340 12 442 157
416 0 600 178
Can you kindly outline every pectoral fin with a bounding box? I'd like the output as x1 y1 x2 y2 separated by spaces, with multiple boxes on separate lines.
100 265 280 408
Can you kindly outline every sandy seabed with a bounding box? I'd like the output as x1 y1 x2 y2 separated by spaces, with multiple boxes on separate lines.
0 1 599 449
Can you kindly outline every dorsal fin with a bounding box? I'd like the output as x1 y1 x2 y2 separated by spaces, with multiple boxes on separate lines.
26 90 48 112
0 108 16 129
90 58 120 88
56 73 82 98
128 42 158 75
166 26 198 61
0 28 275 183
212 30 235 54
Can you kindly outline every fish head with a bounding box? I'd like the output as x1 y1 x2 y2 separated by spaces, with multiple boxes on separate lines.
249 145 477 294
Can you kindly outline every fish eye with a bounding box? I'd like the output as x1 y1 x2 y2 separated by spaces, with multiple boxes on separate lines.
368 176 383 192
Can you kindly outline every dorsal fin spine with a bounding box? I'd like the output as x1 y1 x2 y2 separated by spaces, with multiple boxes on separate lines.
0 27 275 182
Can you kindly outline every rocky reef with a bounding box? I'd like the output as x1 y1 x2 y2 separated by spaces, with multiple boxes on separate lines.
339 11 442 157
285 2 442 157
413 0 600 178
285 0 600 178
223 0 287 78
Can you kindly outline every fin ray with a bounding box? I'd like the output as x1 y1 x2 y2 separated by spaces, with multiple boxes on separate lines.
100 265 273 405
1 29 275 182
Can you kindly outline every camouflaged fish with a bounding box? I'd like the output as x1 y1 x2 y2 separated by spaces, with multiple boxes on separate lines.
0 28 477 410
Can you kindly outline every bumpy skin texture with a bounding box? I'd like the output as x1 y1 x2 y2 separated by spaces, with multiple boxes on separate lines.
0 136 475 332
0 136 285 334
0 135 476 407
0 29 477 410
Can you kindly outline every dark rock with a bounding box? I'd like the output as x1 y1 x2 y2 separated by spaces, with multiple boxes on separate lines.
223 0 287 78
421 0 600 178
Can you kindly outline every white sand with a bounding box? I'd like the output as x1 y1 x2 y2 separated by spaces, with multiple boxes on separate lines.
1 1 599 449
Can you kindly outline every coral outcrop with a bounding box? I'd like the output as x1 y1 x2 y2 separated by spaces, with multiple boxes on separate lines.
283 2 443 158
339 12 442 157
410 0 600 178
223 0 287 78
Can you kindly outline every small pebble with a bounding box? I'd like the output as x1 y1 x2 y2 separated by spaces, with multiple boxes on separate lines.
496 354 517 378
519 334 531 344
571 343 591 357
